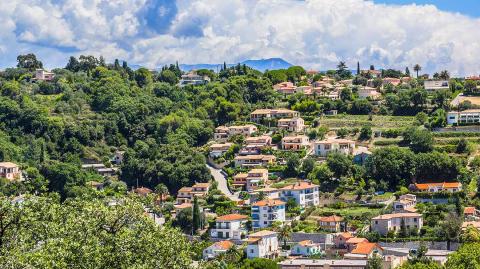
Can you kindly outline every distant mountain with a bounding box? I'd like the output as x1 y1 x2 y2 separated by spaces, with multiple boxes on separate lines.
179 58 293 72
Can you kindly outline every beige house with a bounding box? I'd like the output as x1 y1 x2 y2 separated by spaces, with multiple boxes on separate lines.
209 143 233 158
176 182 210 204
35 69 55 81
317 215 345 232
274 82 297 95
313 138 356 157
234 155 276 167
281 135 310 151
233 169 269 192
277 117 305 132
393 194 417 212
250 109 300 122
371 213 423 236
245 136 272 147
214 125 257 141
0 162 21 181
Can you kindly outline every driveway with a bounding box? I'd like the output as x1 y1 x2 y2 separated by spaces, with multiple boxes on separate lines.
206 164 240 202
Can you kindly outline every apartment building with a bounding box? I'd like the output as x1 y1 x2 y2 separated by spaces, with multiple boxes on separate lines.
371 213 423 236
447 110 480 125
281 135 310 151
210 214 249 240
280 181 319 208
277 117 305 132
251 199 286 229
246 230 279 259
313 138 356 157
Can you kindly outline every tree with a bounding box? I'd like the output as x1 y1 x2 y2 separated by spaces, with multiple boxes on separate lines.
155 183 169 204
461 225 480 243
357 61 361 75
277 225 292 249
405 67 410 77
17 53 43 70
439 70 450 80
413 64 422 78
359 126 372 141
284 155 300 177
240 258 278 269
192 196 201 234
159 70 179 85
456 138 470 154
445 243 480 268
437 212 463 250
402 127 433 153
66 56 80 72
366 253 383 269
135 68 153 87
336 128 349 138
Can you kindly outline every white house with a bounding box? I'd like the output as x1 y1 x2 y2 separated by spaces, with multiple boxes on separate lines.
447 110 480 125
277 117 305 133
203 240 234 260
313 138 356 157
210 214 249 240
35 69 55 81
246 230 279 259
280 181 319 208
251 199 286 229
291 240 323 257
0 162 21 181
393 194 417 212
424 80 449 91
250 109 300 123
371 213 423 236
179 71 210 87
357 87 381 100
411 182 462 193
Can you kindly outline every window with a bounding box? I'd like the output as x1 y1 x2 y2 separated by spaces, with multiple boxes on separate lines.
414 218 417 222
250 249 254 253
375 221 378 224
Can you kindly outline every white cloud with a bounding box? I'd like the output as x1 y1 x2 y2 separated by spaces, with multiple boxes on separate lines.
0 0 480 76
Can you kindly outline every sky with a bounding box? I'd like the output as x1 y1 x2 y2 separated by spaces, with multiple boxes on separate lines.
1 0 480 76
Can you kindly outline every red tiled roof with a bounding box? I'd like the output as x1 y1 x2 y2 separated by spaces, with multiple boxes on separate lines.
465 207 476 214
414 182 461 190
252 199 286 207
216 214 248 222
214 240 234 250
318 215 344 222
351 242 382 255
281 181 318 191
346 237 368 244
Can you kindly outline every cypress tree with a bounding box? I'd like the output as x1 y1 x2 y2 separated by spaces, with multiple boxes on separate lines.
192 196 201 234
223 62 227 70
357 61 360 75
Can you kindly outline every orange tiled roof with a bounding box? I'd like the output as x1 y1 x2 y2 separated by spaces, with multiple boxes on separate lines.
338 232 353 239
134 187 153 195
298 240 314 246
346 237 368 244
318 215 344 222
252 199 286 207
216 214 248 222
193 182 210 188
281 181 318 191
214 240 234 250
372 213 421 220
465 207 476 214
351 242 382 255
178 187 193 193
414 182 461 190
249 230 277 237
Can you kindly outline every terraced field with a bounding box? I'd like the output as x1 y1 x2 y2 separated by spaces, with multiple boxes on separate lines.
318 115 415 130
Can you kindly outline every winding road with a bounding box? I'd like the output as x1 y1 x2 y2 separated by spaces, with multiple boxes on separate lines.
206 164 240 202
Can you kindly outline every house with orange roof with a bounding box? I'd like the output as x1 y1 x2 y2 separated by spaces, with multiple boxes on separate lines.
291 240 323 257
210 214 249 240
245 135 272 147
411 182 462 193
313 138 356 157
133 187 153 196
277 117 305 133
361 69 382 78
317 215 346 232
346 237 369 252
173 203 193 215
0 162 21 181
250 109 300 123
251 199 286 228
280 181 319 208
175 182 210 204
357 86 382 100
250 187 280 203
202 240 234 260
246 230 279 259
274 82 297 95
371 212 423 236
334 232 354 249
281 135 310 151
349 242 383 258
234 155 276 167
464 206 480 221
176 187 193 204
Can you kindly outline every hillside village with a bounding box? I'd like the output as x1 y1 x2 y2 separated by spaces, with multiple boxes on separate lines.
2 54 480 268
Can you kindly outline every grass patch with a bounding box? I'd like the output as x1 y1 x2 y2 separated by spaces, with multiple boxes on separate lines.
319 115 415 130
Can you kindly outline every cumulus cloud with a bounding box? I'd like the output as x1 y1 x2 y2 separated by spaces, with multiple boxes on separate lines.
0 0 479 76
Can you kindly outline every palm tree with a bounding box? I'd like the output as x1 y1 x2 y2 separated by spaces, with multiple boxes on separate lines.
154 183 169 205
277 225 293 250
413 64 422 78
439 70 450 80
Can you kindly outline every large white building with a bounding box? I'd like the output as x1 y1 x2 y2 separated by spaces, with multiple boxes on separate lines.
371 213 423 236
251 199 286 229
246 230 279 259
280 181 319 208
210 214 249 240
447 110 480 125
313 138 356 157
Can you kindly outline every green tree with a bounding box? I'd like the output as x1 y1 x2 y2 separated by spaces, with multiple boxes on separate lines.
155 183 169 204
17 53 43 70
192 196 201 234
159 69 179 85
277 225 292 249
413 64 422 78
366 253 383 269
445 243 480 268
240 258 279 269
135 67 153 87
359 126 372 141
402 127 433 153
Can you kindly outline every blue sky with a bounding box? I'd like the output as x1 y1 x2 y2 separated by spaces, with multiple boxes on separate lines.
0 0 480 76
374 0 480 17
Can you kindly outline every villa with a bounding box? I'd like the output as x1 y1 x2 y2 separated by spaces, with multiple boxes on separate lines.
0 162 21 181
214 125 258 141
234 155 276 167
371 213 423 236
250 109 300 123
313 138 356 157
210 214 249 240
411 182 462 193
291 240 323 257
281 135 310 151
179 71 210 87
209 143 233 158
277 117 305 132
246 230 279 259
35 69 55 81
233 169 269 192
317 215 346 232
203 240 234 260
393 194 417 212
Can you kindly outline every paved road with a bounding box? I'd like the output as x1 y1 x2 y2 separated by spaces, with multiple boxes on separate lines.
206 164 240 201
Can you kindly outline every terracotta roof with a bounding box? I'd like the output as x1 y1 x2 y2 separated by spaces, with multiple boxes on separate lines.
249 169 268 174
178 187 193 193
233 173 248 179
346 237 368 244
414 182 461 190
216 214 248 222
372 213 421 220
281 181 318 191
134 187 153 195
338 232 353 239
249 230 277 237
462 221 480 229
193 182 210 188
464 207 477 214
252 199 286 207
174 203 192 209
298 240 314 246
351 242 382 255
318 215 344 222
213 240 234 250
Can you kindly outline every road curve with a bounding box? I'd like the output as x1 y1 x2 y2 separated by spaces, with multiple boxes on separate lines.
206 164 240 202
